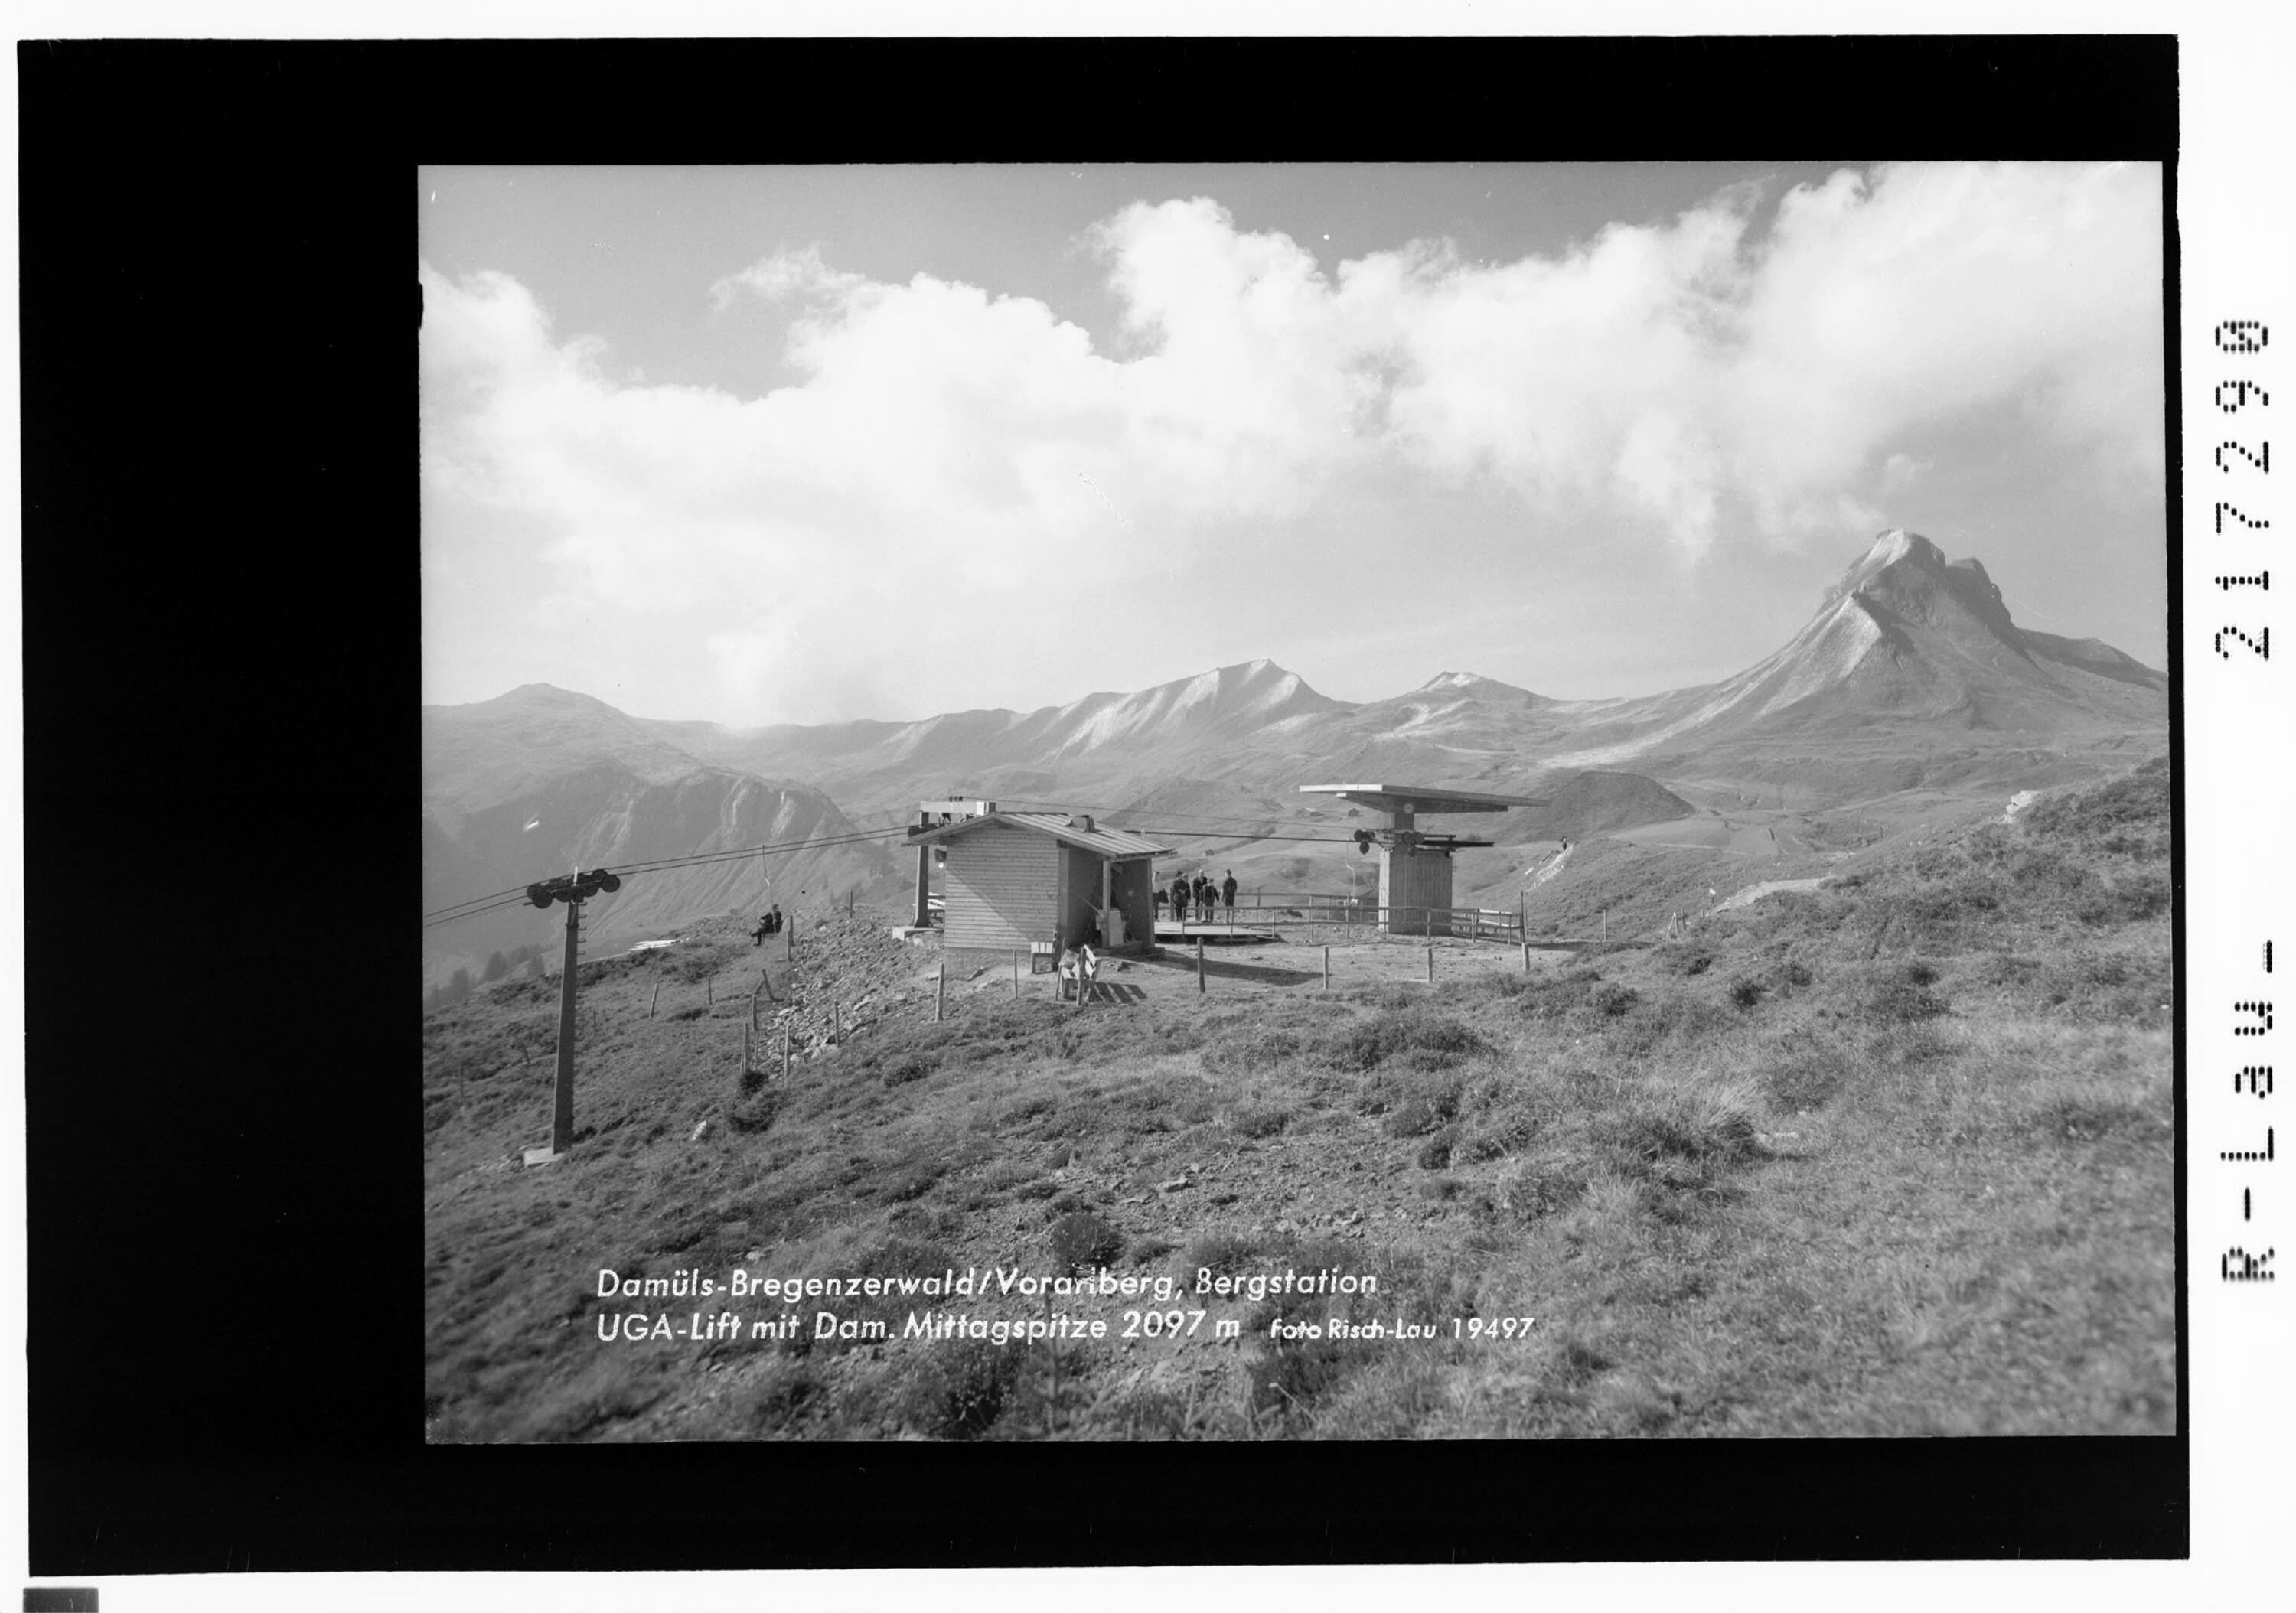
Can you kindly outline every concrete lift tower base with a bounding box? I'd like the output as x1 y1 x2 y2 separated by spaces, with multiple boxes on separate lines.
1298 783 1544 937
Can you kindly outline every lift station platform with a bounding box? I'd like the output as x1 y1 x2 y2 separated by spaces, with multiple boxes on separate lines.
1298 783 1544 937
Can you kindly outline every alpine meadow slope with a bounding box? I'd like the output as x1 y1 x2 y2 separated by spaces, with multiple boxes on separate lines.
422 524 2171 1444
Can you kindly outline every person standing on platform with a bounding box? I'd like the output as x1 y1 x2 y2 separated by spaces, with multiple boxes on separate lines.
1221 869 1238 922
1170 872 1190 927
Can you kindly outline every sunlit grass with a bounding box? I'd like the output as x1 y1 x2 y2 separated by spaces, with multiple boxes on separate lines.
424 761 2174 1441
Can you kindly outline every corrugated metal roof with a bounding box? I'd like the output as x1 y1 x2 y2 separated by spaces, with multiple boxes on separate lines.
907 811 1171 859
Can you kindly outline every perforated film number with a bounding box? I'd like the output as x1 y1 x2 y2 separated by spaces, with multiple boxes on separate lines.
2213 321 2272 665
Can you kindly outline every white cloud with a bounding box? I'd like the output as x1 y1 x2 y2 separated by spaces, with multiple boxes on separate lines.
706 243 867 314
422 163 2162 719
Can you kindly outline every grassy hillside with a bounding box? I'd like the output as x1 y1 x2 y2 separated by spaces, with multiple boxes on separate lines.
423 758 2172 1441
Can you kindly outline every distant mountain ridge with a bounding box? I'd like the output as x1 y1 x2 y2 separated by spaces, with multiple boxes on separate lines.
1524 530 2166 783
422 685 895 981
425 530 2165 979
651 658 1355 799
638 530 2161 812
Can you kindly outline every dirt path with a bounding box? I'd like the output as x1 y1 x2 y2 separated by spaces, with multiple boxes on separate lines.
1710 877 1829 914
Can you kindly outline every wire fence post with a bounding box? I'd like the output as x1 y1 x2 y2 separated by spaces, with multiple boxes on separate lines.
650 980 659 1018
1426 944 1434 985
1522 941 1531 973
1322 945 1329 992
1196 937 1206 995
937 961 947 1022
781 1023 791 1080
1012 949 1020 1000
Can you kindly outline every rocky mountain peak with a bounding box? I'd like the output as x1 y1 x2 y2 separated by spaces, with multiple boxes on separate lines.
1831 528 2022 645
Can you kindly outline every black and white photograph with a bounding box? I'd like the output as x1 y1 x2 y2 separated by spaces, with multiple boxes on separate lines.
419 156 2175 1445
47 15 2296 1602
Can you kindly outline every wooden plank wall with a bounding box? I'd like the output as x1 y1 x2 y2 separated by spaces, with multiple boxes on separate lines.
1380 844 1456 937
944 825 1059 951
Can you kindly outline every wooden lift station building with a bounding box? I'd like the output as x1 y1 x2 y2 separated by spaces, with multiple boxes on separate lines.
908 803 1171 962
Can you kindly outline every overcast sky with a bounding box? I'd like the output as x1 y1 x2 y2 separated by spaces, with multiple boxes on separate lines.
420 161 2167 728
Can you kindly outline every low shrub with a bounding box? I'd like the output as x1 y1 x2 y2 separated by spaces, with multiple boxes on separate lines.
726 1091 779 1133
1201 1026 1306 1077
911 1339 1023 1439
1457 1107 1542 1163
747 1358 826 1435
1592 1084 1763 1180
1228 1101 1291 1139
1185 1230 1262 1277
1853 961 1950 1022
1242 1237 1381 1423
2020 1083 2170 1145
1324 1008 1486 1073
1165 1080 1217 1125
1383 1095 1444 1139
1657 943 1716 976
1247 1335 1355 1422
2078 872 2171 925
882 1051 939 1087
1760 1035 1845 1112
1495 1155 1591 1219
1590 983 1639 1018
1049 1211 1124 1273
881 1167 940 1204
1509 971 1605 1022
1862 1022 1955 1066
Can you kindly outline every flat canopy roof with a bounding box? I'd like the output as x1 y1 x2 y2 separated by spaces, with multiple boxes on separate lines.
1299 784 1544 815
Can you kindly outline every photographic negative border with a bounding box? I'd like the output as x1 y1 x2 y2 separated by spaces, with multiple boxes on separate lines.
20 31 2187 1576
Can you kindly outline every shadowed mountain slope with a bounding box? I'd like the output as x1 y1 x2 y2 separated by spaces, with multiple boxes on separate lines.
423 686 895 984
